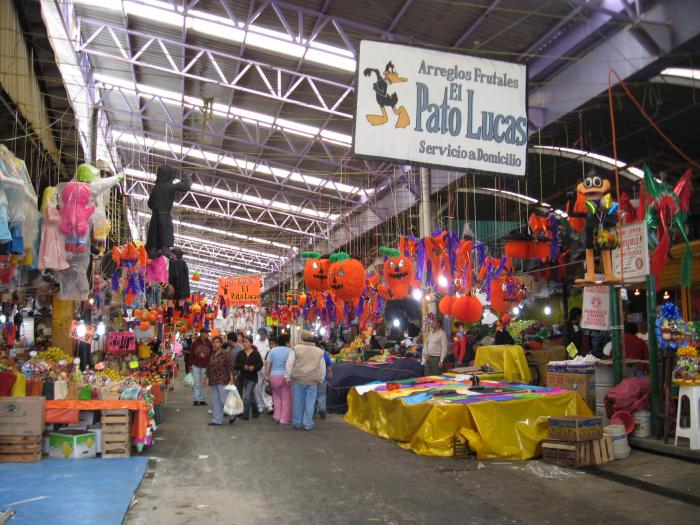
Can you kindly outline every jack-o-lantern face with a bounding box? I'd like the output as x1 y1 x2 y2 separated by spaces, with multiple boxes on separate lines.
304 259 330 291
383 256 413 300
328 254 365 301
383 256 412 286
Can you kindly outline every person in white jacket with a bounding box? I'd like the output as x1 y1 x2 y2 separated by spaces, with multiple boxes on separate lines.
254 327 273 413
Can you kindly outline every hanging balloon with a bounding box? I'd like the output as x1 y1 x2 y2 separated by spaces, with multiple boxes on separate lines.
439 295 455 316
451 295 483 323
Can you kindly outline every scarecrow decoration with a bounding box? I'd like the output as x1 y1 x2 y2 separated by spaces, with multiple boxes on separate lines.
570 174 620 285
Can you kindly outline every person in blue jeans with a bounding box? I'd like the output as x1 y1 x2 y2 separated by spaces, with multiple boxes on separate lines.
315 350 333 419
234 335 263 420
285 330 326 430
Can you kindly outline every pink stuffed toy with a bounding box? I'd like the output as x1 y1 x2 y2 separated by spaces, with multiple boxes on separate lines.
60 181 95 237
145 256 168 285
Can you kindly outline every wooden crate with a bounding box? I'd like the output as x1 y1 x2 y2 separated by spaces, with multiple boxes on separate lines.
542 439 591 468
0 435 42 463
101 436 131 458
592 435 614 465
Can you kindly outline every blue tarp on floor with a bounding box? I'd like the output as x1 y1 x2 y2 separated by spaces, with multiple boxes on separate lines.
0 457 148 524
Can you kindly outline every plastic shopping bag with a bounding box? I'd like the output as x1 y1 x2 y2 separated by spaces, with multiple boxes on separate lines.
183 372 194 388
223 384 244 416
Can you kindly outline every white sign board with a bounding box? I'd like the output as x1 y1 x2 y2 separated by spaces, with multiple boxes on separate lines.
581 285 610 331
612 222 649 283
353 41 528 176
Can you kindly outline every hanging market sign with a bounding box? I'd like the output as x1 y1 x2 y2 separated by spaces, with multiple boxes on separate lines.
218 275 262 306
581 285 610 331
69 321 95 344
107 331 136 356
353 40 528 176
612 222 649 283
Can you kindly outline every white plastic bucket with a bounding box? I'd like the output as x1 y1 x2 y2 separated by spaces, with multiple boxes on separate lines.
596 402 610 425
633 410 651 438
595 383 613 405
605 424 631 459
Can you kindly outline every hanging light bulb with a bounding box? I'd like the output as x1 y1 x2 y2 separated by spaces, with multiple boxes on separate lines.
437 275 448 288
319 326 327 336
88 297 95 305
392 318 401 328
286 324 291 329
412 289 423 301
96 321 106 336
634 289 640 296
0 314 5 324
76 320 87 337
543 305 552 316
512 306 520 316
663 290 670 301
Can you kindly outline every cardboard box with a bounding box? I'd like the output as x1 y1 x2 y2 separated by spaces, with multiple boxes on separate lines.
546 371 595 409
48 430 97 459
548 415 603 442
527 347 566 386
0 397 46 436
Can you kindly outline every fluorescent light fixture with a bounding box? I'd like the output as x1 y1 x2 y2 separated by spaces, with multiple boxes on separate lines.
531 145 643 180
173 232 282 259
116 132 363 198
74 0 357 72
182 254 265 274
660 68 700 80
129 193 329 236
126 168 339 220
94 73 352 145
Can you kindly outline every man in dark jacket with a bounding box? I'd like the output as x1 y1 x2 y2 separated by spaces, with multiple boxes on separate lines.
190 329 213 406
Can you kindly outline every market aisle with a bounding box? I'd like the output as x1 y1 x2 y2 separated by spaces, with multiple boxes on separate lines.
126 381 700 525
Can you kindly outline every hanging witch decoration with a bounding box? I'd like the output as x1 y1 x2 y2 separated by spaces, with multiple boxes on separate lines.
570 174 620 285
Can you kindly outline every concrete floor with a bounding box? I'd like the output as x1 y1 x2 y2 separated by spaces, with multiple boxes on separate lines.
126 382 700 525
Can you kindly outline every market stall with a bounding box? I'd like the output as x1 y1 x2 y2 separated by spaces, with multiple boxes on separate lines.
327 358 423 414
345 376 591 459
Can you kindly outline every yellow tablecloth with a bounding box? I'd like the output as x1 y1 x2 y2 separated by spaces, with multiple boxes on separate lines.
475 345 532 383
345 385 591 459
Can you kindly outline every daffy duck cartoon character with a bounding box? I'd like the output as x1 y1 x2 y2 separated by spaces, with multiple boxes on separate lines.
570 174 620 285
363 62 410 128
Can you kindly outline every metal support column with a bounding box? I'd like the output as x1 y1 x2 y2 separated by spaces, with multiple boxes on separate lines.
646 274 661 436
610 285 623 384
419 167 436 316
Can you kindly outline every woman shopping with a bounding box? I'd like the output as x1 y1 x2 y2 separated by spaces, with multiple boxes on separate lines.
265 333 293 425
206 336 235 426
234 335 264 420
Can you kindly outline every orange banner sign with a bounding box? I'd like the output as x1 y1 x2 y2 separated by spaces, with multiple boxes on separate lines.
218 275 262 306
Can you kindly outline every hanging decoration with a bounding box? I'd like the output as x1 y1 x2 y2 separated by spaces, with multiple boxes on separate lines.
451 294 483 324
378 246 418 300
642 166 693 287
570 174 620 284
328 252 366 303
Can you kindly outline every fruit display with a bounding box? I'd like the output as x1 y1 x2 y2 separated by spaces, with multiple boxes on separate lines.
36 347 71 363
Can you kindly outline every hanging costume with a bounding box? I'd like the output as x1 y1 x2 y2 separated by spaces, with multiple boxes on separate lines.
146 165 192 258
168 248 190 300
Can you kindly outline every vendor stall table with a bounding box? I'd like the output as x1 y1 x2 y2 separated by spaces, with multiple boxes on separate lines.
474 345 532 383
345 376 591 459
327 358 424 414
45 400 150 442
